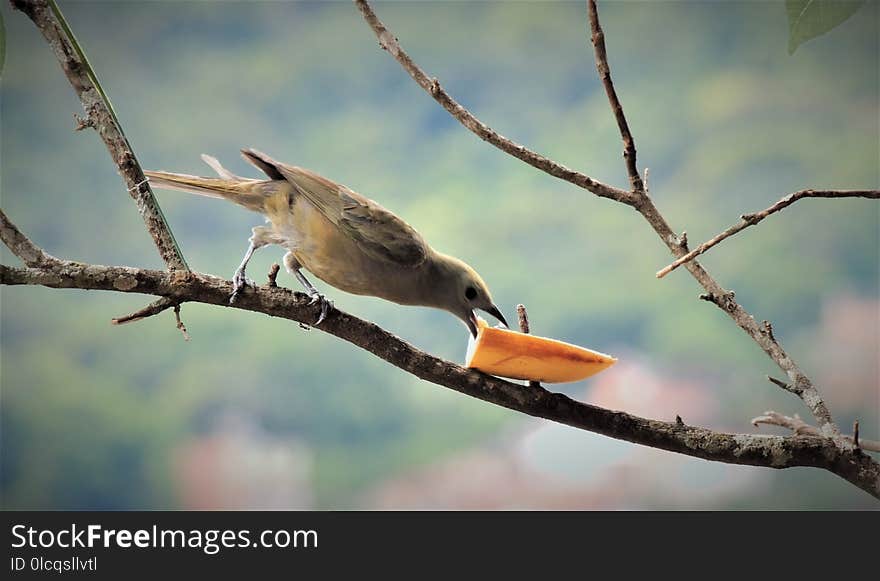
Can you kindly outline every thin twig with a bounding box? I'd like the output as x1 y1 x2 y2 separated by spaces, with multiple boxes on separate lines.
173 302 191 341
698 289 736 312
767 375 802 396
352 0 633 207
752 411 879 453
516 304 541 389
267 263 280 287
587 0 643 192
516 303 531 334
73 111 95 131
111 297 176 325
752 411 816 436
656 190 880 278
10 0 189 272
677 231 688 249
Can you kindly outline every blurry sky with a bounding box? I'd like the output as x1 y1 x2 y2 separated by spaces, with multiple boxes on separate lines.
1 1 877 509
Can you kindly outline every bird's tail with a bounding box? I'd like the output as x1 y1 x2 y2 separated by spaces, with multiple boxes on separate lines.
145 155 272 213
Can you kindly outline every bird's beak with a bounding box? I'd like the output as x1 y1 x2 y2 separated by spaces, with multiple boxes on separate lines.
464 305 508 338
466 310 479 338
482 304 508 329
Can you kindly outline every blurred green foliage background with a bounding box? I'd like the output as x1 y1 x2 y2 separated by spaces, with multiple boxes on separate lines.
1 0 877 509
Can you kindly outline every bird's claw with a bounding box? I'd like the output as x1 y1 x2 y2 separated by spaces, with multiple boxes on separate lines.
230 269 255 304
308 292 332 326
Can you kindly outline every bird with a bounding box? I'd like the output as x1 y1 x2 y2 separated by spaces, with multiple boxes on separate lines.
145 149 508 336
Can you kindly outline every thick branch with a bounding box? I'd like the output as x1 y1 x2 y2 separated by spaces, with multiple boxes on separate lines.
2 259 877 498
10 0 188 271
587 0 643 192
657 190 880 278
352 0 633 206
752 411 880 453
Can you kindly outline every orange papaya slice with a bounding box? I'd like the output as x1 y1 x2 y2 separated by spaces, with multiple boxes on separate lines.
466 317 616 383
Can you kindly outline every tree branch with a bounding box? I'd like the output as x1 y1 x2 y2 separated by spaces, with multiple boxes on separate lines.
656 190 880 278
752 411 880 453
352 0 633 207
2 253 877 497
10 0 189 272
587 0 643 192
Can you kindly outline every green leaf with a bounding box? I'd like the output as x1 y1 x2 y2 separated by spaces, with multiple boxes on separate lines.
786 0 865 54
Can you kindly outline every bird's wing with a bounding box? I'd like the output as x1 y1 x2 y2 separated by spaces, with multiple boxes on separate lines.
241 148 429 268
335 187 429 268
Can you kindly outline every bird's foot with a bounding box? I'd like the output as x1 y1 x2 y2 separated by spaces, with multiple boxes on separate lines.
230 268 255 304
307 291 333 326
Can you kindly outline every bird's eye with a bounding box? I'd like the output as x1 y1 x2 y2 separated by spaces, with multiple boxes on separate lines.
465 286 477 301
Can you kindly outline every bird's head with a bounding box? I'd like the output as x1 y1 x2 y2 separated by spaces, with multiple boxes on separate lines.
430 253 508 338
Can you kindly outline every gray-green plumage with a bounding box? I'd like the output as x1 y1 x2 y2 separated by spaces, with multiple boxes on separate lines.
145 149 507 335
